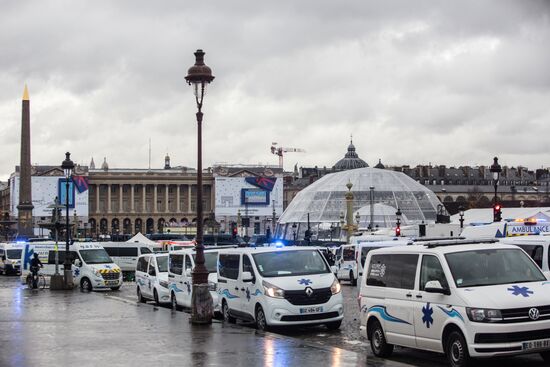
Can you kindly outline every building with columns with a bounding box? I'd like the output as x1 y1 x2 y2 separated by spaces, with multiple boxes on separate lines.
87 161 214 236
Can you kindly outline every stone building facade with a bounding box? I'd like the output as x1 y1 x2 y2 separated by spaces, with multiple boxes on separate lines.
87 165 214 236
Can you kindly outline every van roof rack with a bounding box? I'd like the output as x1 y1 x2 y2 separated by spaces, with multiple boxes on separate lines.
411 237 465 242
417 239 499 248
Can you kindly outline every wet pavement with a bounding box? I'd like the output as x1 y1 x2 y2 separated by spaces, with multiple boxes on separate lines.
0 276 547 367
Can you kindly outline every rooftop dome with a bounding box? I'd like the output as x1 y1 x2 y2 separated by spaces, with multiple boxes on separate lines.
333 139 368 170
277 167 442 240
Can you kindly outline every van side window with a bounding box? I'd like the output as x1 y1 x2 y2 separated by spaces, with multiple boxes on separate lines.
136 257 148 272
343 247 355 261
169 254 183 275
420 255 449 291
104 248 119 257
184 256 193 273
219 254 240 280
366 254 418 290
48 251 79 265
118 247 138 257
517 245 543 269
242 255 254 277
140 247 152 254
361 247 381 268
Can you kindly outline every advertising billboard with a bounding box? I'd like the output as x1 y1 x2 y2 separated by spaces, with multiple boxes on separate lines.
215 177 283 217
10 176 89 217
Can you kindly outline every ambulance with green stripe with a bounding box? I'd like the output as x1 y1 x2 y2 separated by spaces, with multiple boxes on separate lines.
20 242 122 291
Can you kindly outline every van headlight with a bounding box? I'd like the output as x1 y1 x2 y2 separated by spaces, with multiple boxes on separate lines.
262 280 285 299
331 279 341 295
208 281 217 291
159 280 169 288
466 308 502 322
93 269 102 278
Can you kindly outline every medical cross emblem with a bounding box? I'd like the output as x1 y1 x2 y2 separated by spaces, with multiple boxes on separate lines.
507 285 533 297
422 303 434 328
298 279 312 286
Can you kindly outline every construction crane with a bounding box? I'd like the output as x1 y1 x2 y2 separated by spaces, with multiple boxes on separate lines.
270 142 305 169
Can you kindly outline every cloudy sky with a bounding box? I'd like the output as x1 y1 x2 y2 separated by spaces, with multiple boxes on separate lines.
1 0 549 180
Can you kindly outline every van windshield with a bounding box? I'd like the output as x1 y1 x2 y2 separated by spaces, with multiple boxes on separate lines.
157 256 168 272
80 249 113 264
252 250 330 277
192 252 218 273
6 249 22 259
446 248 546 288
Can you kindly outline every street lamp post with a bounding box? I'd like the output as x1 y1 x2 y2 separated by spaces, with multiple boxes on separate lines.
459 205 465 229
395 208 402 237
490 157 502 222
292 223 297 243
185 49 215 324
61 152 74 289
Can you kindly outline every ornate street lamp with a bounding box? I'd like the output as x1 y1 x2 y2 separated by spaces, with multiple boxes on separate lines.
61 152 74 288
490 157 502 222
185 49 215 324
458 205 465 229
395 208 402 237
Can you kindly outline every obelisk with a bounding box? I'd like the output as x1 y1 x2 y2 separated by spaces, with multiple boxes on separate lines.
17 85 34 237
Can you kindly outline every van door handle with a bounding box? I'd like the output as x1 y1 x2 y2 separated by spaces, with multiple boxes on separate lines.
416 294 423 299
183 282 188 285
234 287 239 291
406 293 412 298
240 288 245 291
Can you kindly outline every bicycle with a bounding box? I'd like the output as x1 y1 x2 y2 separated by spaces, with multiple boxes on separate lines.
26 271 46 290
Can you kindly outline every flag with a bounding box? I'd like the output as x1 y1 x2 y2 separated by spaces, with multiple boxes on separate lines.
73 176 89 193
245 177 276 191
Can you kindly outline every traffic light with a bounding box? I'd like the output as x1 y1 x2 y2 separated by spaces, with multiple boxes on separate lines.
493 204 502 222
395 226 401 237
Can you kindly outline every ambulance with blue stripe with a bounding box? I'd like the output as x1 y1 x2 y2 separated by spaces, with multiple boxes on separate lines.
359 239 550 367
20 242 122 291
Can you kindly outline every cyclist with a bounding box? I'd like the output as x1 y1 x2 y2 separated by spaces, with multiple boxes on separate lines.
29 253 43 289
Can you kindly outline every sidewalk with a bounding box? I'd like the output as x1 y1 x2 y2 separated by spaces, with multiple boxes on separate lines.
0 286 385 367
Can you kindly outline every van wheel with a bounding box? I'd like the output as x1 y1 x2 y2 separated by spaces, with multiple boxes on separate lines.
350 271 357 286
153 289 160 306
255 305 270 331
541 352 550 362
325 320 342 330
80 277 93 292
446 331 471 367
137 287 146 303
369 319 393 357
222 300 236 324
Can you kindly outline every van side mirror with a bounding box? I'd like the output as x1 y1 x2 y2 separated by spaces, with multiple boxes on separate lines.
425 280 450 295
242 271 254 282
1 255 5 261
74 259 82 267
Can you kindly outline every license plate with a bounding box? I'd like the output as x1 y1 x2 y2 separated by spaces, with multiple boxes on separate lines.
105 281 119 286
522 339 550 351
300 306 323 314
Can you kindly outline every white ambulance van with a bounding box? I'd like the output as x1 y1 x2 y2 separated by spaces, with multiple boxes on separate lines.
359 239 550 367
335 244 357 285
168 248 220 315
101 242 160 272
217 246 344 331
0 242 24 275
135 253 170 305
20 242 123 291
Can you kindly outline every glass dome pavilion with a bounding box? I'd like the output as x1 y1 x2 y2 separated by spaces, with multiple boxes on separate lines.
276 167 443 240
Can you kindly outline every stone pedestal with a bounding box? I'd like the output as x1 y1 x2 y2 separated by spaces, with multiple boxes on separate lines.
63 270 74 290
50 274 64 290
190 283 213 324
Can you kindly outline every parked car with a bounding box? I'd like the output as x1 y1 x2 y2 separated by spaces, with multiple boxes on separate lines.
0 242 24 275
